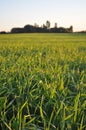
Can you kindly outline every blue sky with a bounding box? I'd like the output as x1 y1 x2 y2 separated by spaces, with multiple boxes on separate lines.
0 0 86 31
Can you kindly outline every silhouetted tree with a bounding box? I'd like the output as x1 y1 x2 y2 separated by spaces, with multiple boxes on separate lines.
0 31 6 34
54 23 58 28
69 26 73 32
10 21 73 33
11 28 24 33
42 24 47 28
24 25 36 32
34 23 39 28
46 20 50 29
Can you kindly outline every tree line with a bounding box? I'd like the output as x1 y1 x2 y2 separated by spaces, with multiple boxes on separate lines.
0 21 73 34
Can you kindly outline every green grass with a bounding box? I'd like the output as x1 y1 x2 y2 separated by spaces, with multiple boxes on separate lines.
0 33 86 130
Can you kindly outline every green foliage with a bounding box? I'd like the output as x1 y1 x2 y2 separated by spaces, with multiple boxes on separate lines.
0 33 86 130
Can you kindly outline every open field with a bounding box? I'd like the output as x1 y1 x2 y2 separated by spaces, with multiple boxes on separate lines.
0 33 86 130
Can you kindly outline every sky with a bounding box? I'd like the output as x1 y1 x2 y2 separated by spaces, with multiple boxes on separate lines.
0 0 86 32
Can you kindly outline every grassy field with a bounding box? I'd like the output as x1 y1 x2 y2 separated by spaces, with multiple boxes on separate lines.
0 33 86 130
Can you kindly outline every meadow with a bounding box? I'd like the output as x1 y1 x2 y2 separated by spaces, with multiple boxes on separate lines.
0 33 86 130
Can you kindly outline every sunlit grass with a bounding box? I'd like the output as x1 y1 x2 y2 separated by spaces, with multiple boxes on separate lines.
0 33 86 130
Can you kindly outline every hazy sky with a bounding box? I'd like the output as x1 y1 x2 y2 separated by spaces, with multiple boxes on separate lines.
0 0 86 31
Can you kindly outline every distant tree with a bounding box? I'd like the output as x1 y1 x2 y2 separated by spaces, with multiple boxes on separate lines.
54 23 58 28
34 23 39 28
79 30 86 33
11 28 24 33
42 24 47 29
67 26 73 33
46 20 50 29
0 31 6 34
69 26 73 32
24 24 36 32
10 21 73 33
